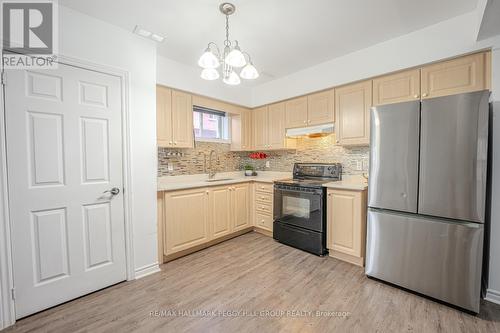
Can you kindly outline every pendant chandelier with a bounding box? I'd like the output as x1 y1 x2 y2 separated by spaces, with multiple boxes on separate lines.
198 3 259 85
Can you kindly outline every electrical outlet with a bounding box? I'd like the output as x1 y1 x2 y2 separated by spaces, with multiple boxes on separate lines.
355 161 362 171
168 163 174 171
362 159 369 171
265 161 270 168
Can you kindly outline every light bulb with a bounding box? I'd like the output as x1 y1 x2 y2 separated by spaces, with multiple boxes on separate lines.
198 48 220 69
200 68 220 80
223 71 241 85
225 45 246 68
240 63 259 79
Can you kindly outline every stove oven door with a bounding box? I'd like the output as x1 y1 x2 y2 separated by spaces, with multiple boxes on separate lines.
274 185 324 232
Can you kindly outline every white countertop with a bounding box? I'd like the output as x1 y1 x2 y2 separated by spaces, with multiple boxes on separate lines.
158 171 292 191
158 172 368 192
323 175 368 191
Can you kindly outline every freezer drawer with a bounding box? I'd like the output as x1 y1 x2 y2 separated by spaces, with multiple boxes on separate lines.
365 209 484 313
368 101 420 213
419 90 489 222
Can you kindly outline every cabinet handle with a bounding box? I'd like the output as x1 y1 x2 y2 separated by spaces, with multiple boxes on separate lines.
414 94 419 98
169 141 173 145
308 120 311 123
422 93 428 97
174 141 177 145
303 120 307 124
206 190 209 194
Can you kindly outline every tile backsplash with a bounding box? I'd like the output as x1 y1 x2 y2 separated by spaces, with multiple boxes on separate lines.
158 134 369 177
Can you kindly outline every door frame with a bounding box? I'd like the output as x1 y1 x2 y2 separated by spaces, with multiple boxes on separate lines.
0 54 136 329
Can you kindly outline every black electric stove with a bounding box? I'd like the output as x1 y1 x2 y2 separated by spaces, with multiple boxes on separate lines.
273 163 342 255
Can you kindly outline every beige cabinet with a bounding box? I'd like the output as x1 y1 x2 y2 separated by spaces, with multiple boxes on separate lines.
285 96 308 128
268 102 287 149
253 104 295 150
253 182 273 234
156 86 173 147
253 106 269 150
232 183 251 231
421 52 486 99
210 186 232 238
327 189 367 267
307 90 335 125
171 90 194 148
372 69 421 106
231 110 253 151
164 188 210 255
156 86 194 148
335 80 372 146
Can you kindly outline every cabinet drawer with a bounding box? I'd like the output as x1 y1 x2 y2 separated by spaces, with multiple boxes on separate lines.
255 212 273 231
255 191 272 204
255 182 274 193
255 202 273 215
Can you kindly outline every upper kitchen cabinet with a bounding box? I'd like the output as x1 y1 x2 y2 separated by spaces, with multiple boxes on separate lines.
254 103 295 150
285 96 308 128
156 86 194 148
335 80 372 146
421 52 486 99
253 106 269 150
171 90 194 148
307 89 335 125
157 85 173 147
372 69 421 106
231 109 253 151
268 102 287 149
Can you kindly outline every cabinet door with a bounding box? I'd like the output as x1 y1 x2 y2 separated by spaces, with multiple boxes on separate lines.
421 52 485 99
243 110 253 150
327 189 364 258
156 86 173 147
164 188 210 255
285 96 308 128
253 106 269 150
372 69 421 106
335 80 372 146
232 183 251 231
171 90 194 148
210 186 232 238
307 89 334 125
157 192 165 263
268 102 286 149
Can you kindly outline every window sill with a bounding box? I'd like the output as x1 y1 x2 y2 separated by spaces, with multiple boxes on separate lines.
195 138 232 144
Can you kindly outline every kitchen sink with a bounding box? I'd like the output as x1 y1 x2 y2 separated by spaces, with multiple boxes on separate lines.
205 178 234 182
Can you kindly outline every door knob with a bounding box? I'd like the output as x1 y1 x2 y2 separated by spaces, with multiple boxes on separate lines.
103 187 120 196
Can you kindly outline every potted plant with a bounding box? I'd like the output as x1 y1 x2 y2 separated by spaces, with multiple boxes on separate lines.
247 152 268 176
244 164 254 176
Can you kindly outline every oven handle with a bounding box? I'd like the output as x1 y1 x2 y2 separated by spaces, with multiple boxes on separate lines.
274 187 323 195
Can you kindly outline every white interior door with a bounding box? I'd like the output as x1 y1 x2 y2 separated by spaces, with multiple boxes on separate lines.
4 63 127 319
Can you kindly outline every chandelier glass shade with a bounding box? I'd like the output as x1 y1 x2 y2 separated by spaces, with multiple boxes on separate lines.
198 3 259 85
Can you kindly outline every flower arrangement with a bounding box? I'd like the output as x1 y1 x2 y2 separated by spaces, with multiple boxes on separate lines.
249 152 268 159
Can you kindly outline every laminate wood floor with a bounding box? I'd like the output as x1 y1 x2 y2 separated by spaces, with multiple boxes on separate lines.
4 232 500 333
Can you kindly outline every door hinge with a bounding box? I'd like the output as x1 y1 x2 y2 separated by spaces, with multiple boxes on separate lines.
0 72 6 86
11 287 15 300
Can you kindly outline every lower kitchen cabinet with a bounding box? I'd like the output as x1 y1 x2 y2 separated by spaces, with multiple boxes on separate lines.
232 183 251 231
163 187 211 255
327 188 367 267
159 183 253 261
253 182 274 234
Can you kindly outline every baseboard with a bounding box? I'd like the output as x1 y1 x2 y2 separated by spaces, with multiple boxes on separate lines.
134 263 161 279
253 227 272 237
485 289 500 305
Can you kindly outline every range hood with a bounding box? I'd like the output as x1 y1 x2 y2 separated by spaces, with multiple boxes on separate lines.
286 123 334 138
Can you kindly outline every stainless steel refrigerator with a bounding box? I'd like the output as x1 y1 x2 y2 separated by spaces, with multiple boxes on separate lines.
365 90 489 313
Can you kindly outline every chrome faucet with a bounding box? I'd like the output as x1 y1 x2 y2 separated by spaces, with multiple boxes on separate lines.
208 150 219 179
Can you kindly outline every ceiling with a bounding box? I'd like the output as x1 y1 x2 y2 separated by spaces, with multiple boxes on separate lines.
60 0 479 84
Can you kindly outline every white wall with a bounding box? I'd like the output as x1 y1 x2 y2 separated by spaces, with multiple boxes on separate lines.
157 55 253 106
487 46 500 304
58 6 158 274
251 11 500 107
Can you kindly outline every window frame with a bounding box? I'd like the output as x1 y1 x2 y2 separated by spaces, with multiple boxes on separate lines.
193 106 231 144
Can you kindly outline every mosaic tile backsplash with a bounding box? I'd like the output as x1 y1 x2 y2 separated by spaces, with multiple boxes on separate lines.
158 134 369 177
